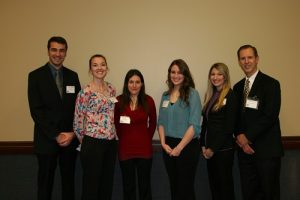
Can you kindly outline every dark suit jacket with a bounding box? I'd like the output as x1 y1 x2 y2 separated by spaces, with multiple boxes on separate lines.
233 71 284 158
200 89 238 152
28 63 81 154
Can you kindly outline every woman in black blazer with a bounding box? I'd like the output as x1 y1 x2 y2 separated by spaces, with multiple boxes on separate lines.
200 62 238 200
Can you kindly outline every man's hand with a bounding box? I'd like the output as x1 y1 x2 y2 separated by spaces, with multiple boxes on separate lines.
236 133 249 147
56 132 75 147
242 144 255 155
236 133 255 154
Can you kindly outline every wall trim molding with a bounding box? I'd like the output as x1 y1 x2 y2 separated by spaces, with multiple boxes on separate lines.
0 141 34 154
0 136 299 154
281 136 300 149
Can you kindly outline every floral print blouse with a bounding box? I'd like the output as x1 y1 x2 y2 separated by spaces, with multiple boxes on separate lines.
73 82 117 140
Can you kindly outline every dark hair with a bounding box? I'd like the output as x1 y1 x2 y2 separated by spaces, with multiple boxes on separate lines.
120 69 148 112
237 44 258 59
166 59 195 105
47 36 68 50
89 54 107 70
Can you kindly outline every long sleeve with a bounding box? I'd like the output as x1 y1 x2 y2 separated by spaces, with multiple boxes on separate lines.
188 89 202 135
73 90 87 140
114 96 122 139
247 80 281 142
209 91 238 152
28 71 59 139
157 93 166 127
73 83 116 140
157 89 202 138
233 72 283 158
116 95 156 160
199 113 207 147
224 92 238 138
147 96 157 138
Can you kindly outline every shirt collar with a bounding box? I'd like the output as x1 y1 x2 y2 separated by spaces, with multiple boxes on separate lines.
246 69 259 86
48 62 63 77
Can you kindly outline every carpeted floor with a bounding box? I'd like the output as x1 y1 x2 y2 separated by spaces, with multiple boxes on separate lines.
0 150 299 200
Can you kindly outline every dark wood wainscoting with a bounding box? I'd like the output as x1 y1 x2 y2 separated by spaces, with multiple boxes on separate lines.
0 141 33 154
281 136 300 149
0 137 299 154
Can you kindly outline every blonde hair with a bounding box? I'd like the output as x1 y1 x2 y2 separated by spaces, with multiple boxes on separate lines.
203 63 231 111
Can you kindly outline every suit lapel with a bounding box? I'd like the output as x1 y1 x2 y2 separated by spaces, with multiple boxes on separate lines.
237 78 246 97
248 71 262 97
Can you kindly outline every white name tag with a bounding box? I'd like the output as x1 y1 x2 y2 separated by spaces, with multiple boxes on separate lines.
223 98 227 105
120 116 131 124
109 97 118 103
162 100 169 108
245 99 259 109
66 86 75 93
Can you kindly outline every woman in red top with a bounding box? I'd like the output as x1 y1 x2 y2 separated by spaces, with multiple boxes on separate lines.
114 69 157 200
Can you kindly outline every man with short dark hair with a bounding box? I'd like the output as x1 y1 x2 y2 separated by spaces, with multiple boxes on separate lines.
28 36 81 200
233 44 284 200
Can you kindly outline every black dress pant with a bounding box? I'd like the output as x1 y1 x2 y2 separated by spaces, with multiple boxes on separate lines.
238 150 281 200
119 158 152 200
80 136 117 200
163 137 200 200
206 149 235 200
36 146 77 200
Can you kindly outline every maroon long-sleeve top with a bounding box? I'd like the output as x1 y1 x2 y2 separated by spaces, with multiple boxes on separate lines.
114 95 157 161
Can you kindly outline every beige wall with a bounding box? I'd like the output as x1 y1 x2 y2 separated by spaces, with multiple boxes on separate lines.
0 0 299 141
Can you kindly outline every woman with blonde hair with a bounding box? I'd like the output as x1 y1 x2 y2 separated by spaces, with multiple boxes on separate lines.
200 62 238 200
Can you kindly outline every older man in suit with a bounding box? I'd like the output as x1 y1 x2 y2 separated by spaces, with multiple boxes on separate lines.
233 44 284 200
28 36 81 200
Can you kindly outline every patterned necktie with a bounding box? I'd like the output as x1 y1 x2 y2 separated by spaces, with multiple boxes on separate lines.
55 70 63 97
243 78 250 107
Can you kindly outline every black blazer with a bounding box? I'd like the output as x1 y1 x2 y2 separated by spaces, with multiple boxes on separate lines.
233 71 284 158
28 63 81 154
200 89 238 152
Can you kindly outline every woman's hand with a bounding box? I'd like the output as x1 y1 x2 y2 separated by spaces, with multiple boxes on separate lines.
169 146 183 157
203 147 214 159
162 143 173 155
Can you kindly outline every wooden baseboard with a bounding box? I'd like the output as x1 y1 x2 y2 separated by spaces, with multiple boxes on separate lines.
0 141 34 154
0 136 299 154
281 136 300 149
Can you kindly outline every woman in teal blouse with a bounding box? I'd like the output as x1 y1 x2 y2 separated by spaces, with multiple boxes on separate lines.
158 59 202 200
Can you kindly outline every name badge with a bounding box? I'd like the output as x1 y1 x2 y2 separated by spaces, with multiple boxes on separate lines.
223 98 227 105
162 100 169 108
120 116 130 124
109 97 118 103
245 98 259 109
66 86 75 93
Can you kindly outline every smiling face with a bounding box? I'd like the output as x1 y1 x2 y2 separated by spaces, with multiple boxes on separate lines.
238 47 259 77
128 75 142 97
89 56 108 80
170 64 184 87
210 67 225 91
48 42 67 68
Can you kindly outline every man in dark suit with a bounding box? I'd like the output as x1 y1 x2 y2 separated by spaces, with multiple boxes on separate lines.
28 36 81 200
233 44 284 200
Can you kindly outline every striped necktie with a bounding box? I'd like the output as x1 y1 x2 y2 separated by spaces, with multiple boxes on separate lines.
243 78 250 107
